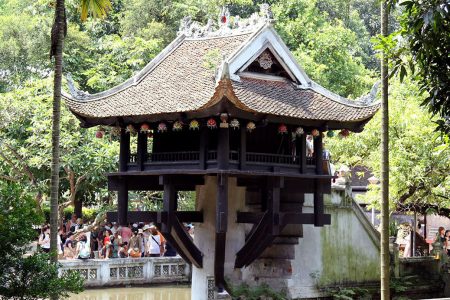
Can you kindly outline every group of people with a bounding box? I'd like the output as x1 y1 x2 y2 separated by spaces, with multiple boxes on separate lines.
436 227 450 256
38 214 194 260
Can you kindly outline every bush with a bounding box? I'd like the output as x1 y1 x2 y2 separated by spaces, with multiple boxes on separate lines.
229 283 287 300
41 206 98 223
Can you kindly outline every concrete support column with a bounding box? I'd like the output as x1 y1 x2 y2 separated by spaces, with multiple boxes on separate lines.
191 176 246 300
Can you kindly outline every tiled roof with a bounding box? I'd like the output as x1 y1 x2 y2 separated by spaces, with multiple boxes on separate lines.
64 27 379 126
65 33 252 119
232 78 380 122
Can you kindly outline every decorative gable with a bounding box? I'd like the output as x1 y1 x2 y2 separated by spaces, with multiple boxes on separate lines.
241 49 292 80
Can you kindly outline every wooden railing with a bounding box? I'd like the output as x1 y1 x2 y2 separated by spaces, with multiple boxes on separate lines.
148 151 200 162
207 150 217 161
229 150 239 161
246 152 300 165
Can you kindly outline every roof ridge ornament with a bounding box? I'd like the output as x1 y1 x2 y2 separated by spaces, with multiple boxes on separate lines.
66 73 90 100
355 81 380 105
215 56 230 84
177 3 274 38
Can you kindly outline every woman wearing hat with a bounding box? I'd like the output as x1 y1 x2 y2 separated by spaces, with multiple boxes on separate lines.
128 229 143 258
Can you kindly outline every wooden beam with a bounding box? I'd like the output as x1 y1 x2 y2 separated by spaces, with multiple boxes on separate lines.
237 212 331 225
119 128 130 172
108 175 204 191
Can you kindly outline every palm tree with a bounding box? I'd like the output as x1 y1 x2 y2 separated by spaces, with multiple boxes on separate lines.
380 1 390 299
49 0 111 276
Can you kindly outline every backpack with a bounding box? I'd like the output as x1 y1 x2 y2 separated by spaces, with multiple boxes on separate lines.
79 241 91 259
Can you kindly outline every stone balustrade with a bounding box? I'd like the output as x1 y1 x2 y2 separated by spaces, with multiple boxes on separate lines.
59 256 190 287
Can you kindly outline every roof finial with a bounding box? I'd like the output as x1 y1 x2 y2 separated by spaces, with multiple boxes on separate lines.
260 3 274 22
66 73 90 100
355 81 380 105
215 56 230 83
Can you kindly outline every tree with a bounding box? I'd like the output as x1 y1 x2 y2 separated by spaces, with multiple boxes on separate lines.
0 182 84 299
49 0 111 274
387 0 450 134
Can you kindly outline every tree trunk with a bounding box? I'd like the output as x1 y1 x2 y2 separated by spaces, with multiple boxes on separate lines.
380 1 390 299
74 198 83 218
50 0 65 291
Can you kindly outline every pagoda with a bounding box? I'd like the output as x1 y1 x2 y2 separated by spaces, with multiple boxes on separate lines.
64 5 379 299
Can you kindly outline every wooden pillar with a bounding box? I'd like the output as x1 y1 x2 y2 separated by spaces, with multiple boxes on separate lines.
268 177 282 235
136 131 148 171
314 179 324 226
118 179 129 226
162 177 177 233
239 126 246 170
215 173 228 291
199 127 207 169
217 127 229 169
119 128 130 172
299 134 307 173
314 133 323 174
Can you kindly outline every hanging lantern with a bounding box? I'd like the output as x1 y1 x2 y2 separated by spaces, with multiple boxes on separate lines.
157 122 167 133
173 121 183 132
140 123 150 133
207 118 217 129
278 123 288 134
246 121 256 133
339 129 350 138
327 130 335 138
220 113 229 128
230 119 240 129
95 130 104 139
111 126 121 137
126 124 136 135
189 119 200 130
295 127 304 136
311 129 320 137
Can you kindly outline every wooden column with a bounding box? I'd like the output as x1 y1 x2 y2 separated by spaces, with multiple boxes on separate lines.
215 173 228 291
217 127 229 169
162 178 177 233
314 179 324 226
199 127 207 169
136 131 148 171
118 179 129 226
314 133 323 174
239 126 246 170
119 128 130 172
299 134 307 173
268 177 282 235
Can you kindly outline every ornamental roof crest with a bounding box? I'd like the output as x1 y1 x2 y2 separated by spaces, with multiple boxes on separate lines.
177 3 274 38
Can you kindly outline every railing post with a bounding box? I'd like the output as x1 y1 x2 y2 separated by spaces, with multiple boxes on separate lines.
199 127 207 169
119 128 130 172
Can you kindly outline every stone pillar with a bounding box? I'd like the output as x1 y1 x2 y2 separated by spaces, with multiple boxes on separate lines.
191 176 246 300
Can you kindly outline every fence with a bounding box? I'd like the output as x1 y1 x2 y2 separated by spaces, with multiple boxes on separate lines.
59 256 190 287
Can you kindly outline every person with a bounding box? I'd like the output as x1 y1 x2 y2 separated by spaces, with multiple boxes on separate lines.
76 235 91 259
74 218 84 231
142 225 151 256
118 242 129 258
57 227 64 258
164 240 177 257
120 224 132 244
38 225 51 253
306 135 314 157
66 214 77 233
111 223 119 235
147 225 164 257
128 229 142 258
445 230 450 256
64 232 76 259
436 227 446 245
102 229 112 259
110 231 122 258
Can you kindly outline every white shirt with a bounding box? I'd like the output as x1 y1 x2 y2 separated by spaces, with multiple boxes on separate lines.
39 232 50 249
147 234 161 255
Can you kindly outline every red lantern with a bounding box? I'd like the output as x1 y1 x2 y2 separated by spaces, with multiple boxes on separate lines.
157 122 167 133
278 123 288 134
95 130 104 139
339 129 350 137
311 129 320 137
221 15 227 24
207 118 217 129
140 123 150 133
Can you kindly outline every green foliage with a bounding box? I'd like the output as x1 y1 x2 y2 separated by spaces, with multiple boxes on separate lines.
229 283 287 300
0 182 84 299
328 287 370 300
380 0 450 134
327 79 450 213
42 206 98 223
